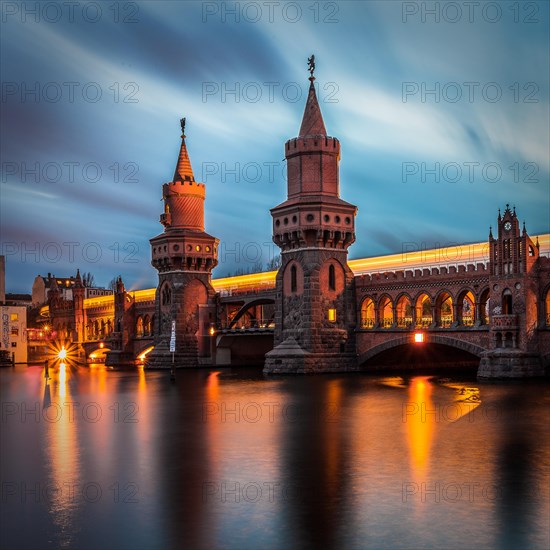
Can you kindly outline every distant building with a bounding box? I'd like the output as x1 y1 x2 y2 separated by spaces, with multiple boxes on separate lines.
1 305 27 363
32 273 112 306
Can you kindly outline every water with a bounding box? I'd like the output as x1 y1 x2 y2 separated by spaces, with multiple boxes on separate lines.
1 362 549 549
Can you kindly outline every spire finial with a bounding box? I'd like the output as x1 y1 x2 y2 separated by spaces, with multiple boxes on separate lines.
307 54 315 80
180 117 186 137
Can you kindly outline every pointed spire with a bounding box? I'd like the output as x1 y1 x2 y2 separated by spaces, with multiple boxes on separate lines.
75 269 83 288
498 208 501 220
522 221 526 235
536 236 540 249
173 118 195 183
489 226 493 239
299 78 327 137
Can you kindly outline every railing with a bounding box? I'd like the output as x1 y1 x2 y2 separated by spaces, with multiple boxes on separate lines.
220 319 275 330
461 315 475 327
396 317 413 329
360 319 376 329
492 314 518 329
381 317 394 328
415 318 433 328
438 317 453 328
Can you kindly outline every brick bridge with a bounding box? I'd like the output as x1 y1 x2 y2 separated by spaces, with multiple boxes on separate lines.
40 66 550 378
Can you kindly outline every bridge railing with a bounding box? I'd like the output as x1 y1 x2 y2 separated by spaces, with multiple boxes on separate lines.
219 318 275 330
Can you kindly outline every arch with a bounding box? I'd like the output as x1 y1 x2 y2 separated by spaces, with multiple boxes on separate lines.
479 288 490 325
435 291 453 328
415 293 433 328
136 315 144 338
360 297 376 329
378 295 393 328
357 334 487 365
502 288 513 314
143 315 151 336
161 282 172 307
227 298 275 329
283 261 302 295
396 294 413 328
457 289 476 326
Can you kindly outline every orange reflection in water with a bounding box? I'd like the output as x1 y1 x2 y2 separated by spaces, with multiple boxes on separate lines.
406 377 435 479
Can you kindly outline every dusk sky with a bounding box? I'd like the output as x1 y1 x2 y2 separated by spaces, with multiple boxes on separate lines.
1 0 549 293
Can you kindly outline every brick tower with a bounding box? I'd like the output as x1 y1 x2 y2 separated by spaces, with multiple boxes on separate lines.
478 205 544 377
146 119 218 369
264 59 358 373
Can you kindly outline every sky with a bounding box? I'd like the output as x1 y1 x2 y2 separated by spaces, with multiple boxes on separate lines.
1 0 549 293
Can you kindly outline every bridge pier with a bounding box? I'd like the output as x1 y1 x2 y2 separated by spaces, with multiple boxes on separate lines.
478 350 545 379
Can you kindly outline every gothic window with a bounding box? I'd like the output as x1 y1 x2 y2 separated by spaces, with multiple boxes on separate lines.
502 289 513 314
291 265 297 293
162 284 172 306
328 264 336 291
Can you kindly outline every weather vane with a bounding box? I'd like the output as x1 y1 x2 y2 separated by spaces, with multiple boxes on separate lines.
307 54 315 77
180 117 186 135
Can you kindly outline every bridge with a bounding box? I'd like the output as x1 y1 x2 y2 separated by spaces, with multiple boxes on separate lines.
38 232 550 373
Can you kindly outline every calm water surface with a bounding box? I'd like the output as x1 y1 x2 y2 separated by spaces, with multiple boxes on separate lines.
1 362 549 549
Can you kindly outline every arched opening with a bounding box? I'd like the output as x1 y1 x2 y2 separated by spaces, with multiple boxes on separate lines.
504 331 514 348
502 289 513 314
436 292 453 328
379 296 393 328
328 264 336 291
291 265 297 293
479 289 490 325
396 295 413 328
161 283 172 307
458 290 475 326
360 297 376 329
143 315 151 336
136 316 144 338
415 293 432 328
545 288 550 326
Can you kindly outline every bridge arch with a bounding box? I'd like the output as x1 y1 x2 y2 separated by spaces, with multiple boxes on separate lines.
395 293 413 328
435 289 454 327
360 296 376 328
456 288 476 326
357 334 487 366
377 294 394 328
414 292 433 328
227 298 275 329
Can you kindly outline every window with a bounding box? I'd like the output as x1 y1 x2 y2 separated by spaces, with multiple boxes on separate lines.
10 313 18 321
328 264 336 291
290 265 297 293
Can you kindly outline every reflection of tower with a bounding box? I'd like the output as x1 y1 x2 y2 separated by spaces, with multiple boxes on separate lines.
264 65 357 373
479 205 544 377
105 276 135 366
146 120 218 369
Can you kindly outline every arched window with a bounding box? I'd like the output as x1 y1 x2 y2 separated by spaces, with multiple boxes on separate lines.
291 265 297 293
502 289 513 314
143 315 151 336
328 264 336 291
545 288 550 326
361 298 375 328
437 292 453 327
415 294 432 328
479 289 490 325
136 316 144 338
396 295 413 328
459 291 475 326
379 297 393 328
161 284 172 306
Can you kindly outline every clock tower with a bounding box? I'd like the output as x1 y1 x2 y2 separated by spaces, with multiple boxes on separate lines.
264 59 358 373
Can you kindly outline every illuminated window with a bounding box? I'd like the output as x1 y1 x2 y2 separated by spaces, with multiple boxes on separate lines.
327 308 336 322
10 313 18 321
195 245 201 252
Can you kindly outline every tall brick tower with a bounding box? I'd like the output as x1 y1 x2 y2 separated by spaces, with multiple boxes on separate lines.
146 119 218 369
478 204 544 377
264 59 358 373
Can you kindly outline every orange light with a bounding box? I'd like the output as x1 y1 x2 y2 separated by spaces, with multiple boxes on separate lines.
58 346 67 360
99 342 104 348
414 332 424 343
209 326 215 336
327 308 337 322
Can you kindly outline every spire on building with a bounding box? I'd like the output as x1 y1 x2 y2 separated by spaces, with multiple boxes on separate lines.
298 72 327 137
489 226 493 239
172 117 195 183
75 269 83 287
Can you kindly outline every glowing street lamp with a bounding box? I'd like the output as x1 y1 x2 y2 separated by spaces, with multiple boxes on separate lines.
414 332 424 343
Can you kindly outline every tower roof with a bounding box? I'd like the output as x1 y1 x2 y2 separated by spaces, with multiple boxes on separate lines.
298 78 327 137
173 119 195 183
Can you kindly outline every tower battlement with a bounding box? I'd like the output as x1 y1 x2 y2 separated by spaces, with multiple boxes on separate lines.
285 136 340 158
163 180 206 199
